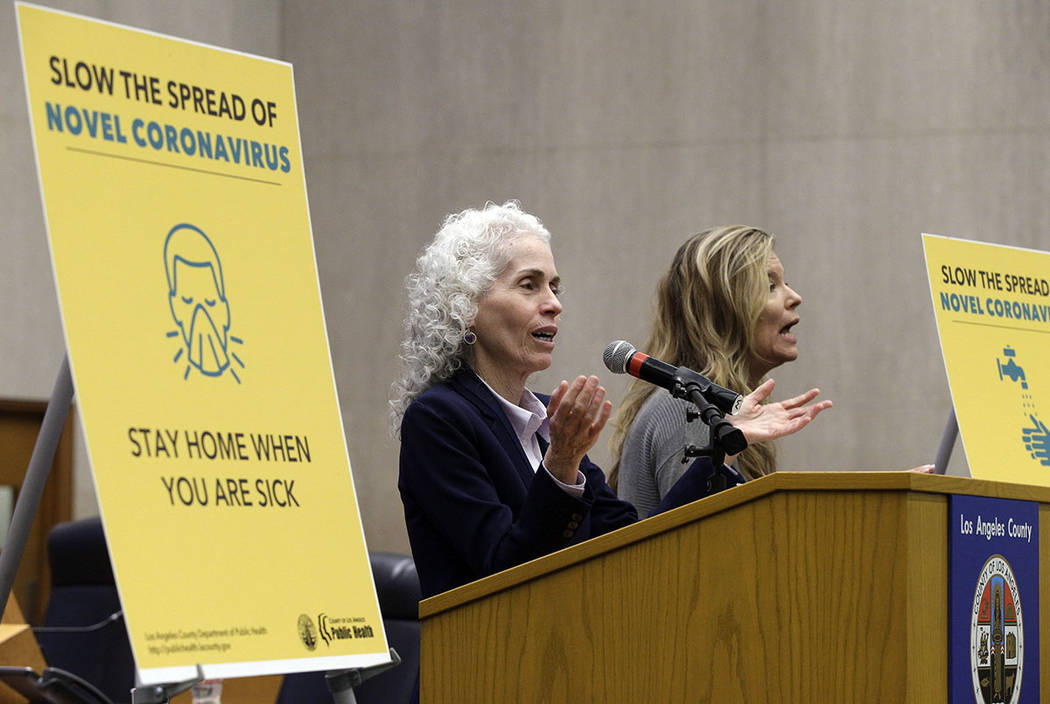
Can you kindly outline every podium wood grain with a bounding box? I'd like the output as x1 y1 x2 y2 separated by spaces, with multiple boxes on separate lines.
420 473 1050 703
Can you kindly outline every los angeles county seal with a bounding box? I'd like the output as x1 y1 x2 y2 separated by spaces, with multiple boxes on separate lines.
970 554 1023 703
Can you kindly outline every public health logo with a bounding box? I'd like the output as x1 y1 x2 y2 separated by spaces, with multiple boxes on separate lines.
297 613 318 652
996 346 1049 466
164 224 245 382
969 554 1024 703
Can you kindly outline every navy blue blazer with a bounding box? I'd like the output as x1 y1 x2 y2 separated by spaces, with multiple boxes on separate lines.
398 368 713 598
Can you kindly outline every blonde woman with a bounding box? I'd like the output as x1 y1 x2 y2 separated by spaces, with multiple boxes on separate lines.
610 226 832 515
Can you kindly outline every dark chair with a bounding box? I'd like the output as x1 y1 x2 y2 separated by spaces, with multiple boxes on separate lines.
35 517 134 704
276 552 421 704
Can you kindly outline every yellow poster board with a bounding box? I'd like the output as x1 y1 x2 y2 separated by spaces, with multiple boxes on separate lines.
16 3 388 684
923 233 1050 485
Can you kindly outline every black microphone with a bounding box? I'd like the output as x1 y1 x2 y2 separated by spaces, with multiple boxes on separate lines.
603 340 744 416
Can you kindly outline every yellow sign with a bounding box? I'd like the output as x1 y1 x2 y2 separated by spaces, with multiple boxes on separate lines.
16 3 387 684
923 233 1050 485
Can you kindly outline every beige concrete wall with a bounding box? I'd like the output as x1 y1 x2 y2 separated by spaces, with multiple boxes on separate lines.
282 1 1049 552
3 2 1048 554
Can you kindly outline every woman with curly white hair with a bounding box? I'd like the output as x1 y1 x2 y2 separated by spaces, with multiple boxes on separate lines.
393 201 827 598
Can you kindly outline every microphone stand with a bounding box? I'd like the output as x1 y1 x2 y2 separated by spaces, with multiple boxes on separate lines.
674 376 747 495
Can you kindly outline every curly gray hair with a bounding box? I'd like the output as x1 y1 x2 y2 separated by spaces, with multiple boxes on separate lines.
390 201 551 432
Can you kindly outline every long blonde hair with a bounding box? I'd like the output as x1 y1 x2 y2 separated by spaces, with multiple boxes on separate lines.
609 226 777 488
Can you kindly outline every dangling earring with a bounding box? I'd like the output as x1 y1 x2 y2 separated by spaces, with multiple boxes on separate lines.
463 330 477 345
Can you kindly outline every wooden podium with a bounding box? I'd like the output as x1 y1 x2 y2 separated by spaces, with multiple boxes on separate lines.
419 472 1050 702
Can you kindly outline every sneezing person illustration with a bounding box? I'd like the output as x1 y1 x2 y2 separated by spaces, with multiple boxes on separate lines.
164 223 244 382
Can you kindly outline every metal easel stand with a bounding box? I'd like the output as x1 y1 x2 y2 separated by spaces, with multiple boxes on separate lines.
933 407 958 475
324 648 402 704
128 644 402 704
131 665 204 704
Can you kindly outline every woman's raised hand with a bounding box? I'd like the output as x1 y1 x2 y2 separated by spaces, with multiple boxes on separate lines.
729 378 832 444
544 376 612 484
